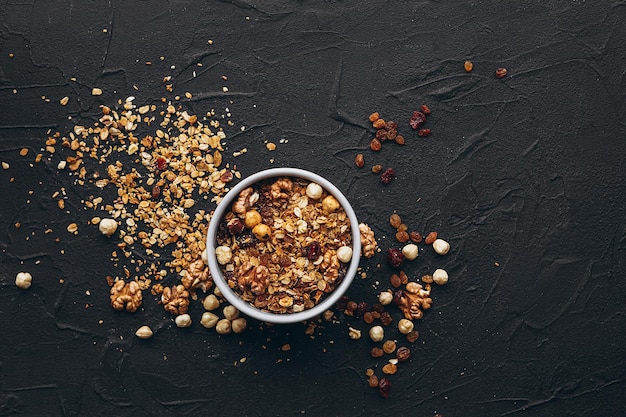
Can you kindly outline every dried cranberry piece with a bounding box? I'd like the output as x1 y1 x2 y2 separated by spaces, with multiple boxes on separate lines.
306 241 322 261
380 168 395 184
378 377 392 398
156 156 167 170
409 111 426 129
386 248 404 268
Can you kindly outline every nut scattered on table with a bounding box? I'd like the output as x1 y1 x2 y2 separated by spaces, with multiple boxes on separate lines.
135 325 153 339
110 279 143 312
15 272 33 289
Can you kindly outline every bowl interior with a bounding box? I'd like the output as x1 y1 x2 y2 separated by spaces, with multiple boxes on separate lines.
206 168 361 324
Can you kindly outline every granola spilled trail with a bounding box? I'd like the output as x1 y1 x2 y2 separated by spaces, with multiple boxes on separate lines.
216 177 353 314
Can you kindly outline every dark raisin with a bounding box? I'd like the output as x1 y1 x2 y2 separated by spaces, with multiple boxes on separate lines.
306 241 322 260
335 295 349 311
378 377 392 398
380 311 393 326
151 185 161 200
356 301 368 318
386 120 398 130
380 168 395 184
396 346 411 362
409 111 426 129
386 248 404 268
393 289 404 306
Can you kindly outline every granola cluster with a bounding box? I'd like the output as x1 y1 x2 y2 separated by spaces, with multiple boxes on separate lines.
215 177 353 314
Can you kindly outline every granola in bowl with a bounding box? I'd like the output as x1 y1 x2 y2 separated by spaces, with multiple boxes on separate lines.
206 168 361 324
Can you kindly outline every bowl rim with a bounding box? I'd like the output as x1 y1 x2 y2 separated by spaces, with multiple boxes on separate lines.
206 167 362 324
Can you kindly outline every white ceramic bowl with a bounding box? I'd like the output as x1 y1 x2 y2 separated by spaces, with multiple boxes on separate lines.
206 168 361 324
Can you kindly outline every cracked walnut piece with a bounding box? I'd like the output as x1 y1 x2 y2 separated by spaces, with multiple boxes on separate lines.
110 279 143 312
161 284 190 315
359 223 377 258
237 262 270 295
181 259 213 293
399 283 432 320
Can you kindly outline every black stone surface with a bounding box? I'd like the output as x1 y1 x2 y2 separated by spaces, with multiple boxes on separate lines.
1 1 625 416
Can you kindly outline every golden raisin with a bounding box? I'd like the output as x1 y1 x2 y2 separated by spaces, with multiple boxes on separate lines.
425 231 438 245
409 231 423 243
382 340 397 354
381 363 397 375
390 274 402 288
406 330 420 343
495 67 508 78
389 213 402 229
369 112 380 122
371 347 384 358
368 374 379 388
355 153 365 168
371 164 383 174
370 138 382 151
372 119 386 129
363 312 374 324
395 230 409 243
394 135 405 145
464 60 473 72
399 271 408 285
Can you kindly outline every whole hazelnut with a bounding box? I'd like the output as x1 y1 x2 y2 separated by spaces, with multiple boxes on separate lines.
369 325 384 342
215 318 232 335
231 317 247 334
135 325 154 339
322 195 340 213
175 313 192 328
98 218 118 237
202 294 220 311
223 305 240 321
336 246 353 263
433 268 449 285
244 210 262 229
306 182 323 199
398 318 414 334
15 272 33 289
378 291 393 306
252 223 271 241
402 244 419 261
432 239 450 255
200 312 219 328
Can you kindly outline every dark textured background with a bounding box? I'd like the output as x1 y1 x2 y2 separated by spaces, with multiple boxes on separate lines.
1 1 625 416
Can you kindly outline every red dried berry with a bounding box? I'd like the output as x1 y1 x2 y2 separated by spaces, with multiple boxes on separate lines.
420 104 431 114
393 289 404 306
156 157 167 170
380 168 395 184
386 248 404 268
409 111 426 129
378 377 392 398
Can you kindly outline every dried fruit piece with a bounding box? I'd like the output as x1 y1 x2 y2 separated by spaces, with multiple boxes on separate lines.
424 231 438 245
378 377 392 398
396 346 411 362
389 213 402 229
380 168 395 184
370 138 382 151
369 112 380 122
409 111 426 129
355 153 365 168
371 164 383 174
386 248 404 268
417 128 431 137
495 67 508 78
464 60 473 72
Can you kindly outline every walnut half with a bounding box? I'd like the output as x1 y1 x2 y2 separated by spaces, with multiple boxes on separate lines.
398 283 432 320
359 223 377 258
181 259 213 294
110 279 143 312
161 284 190 315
